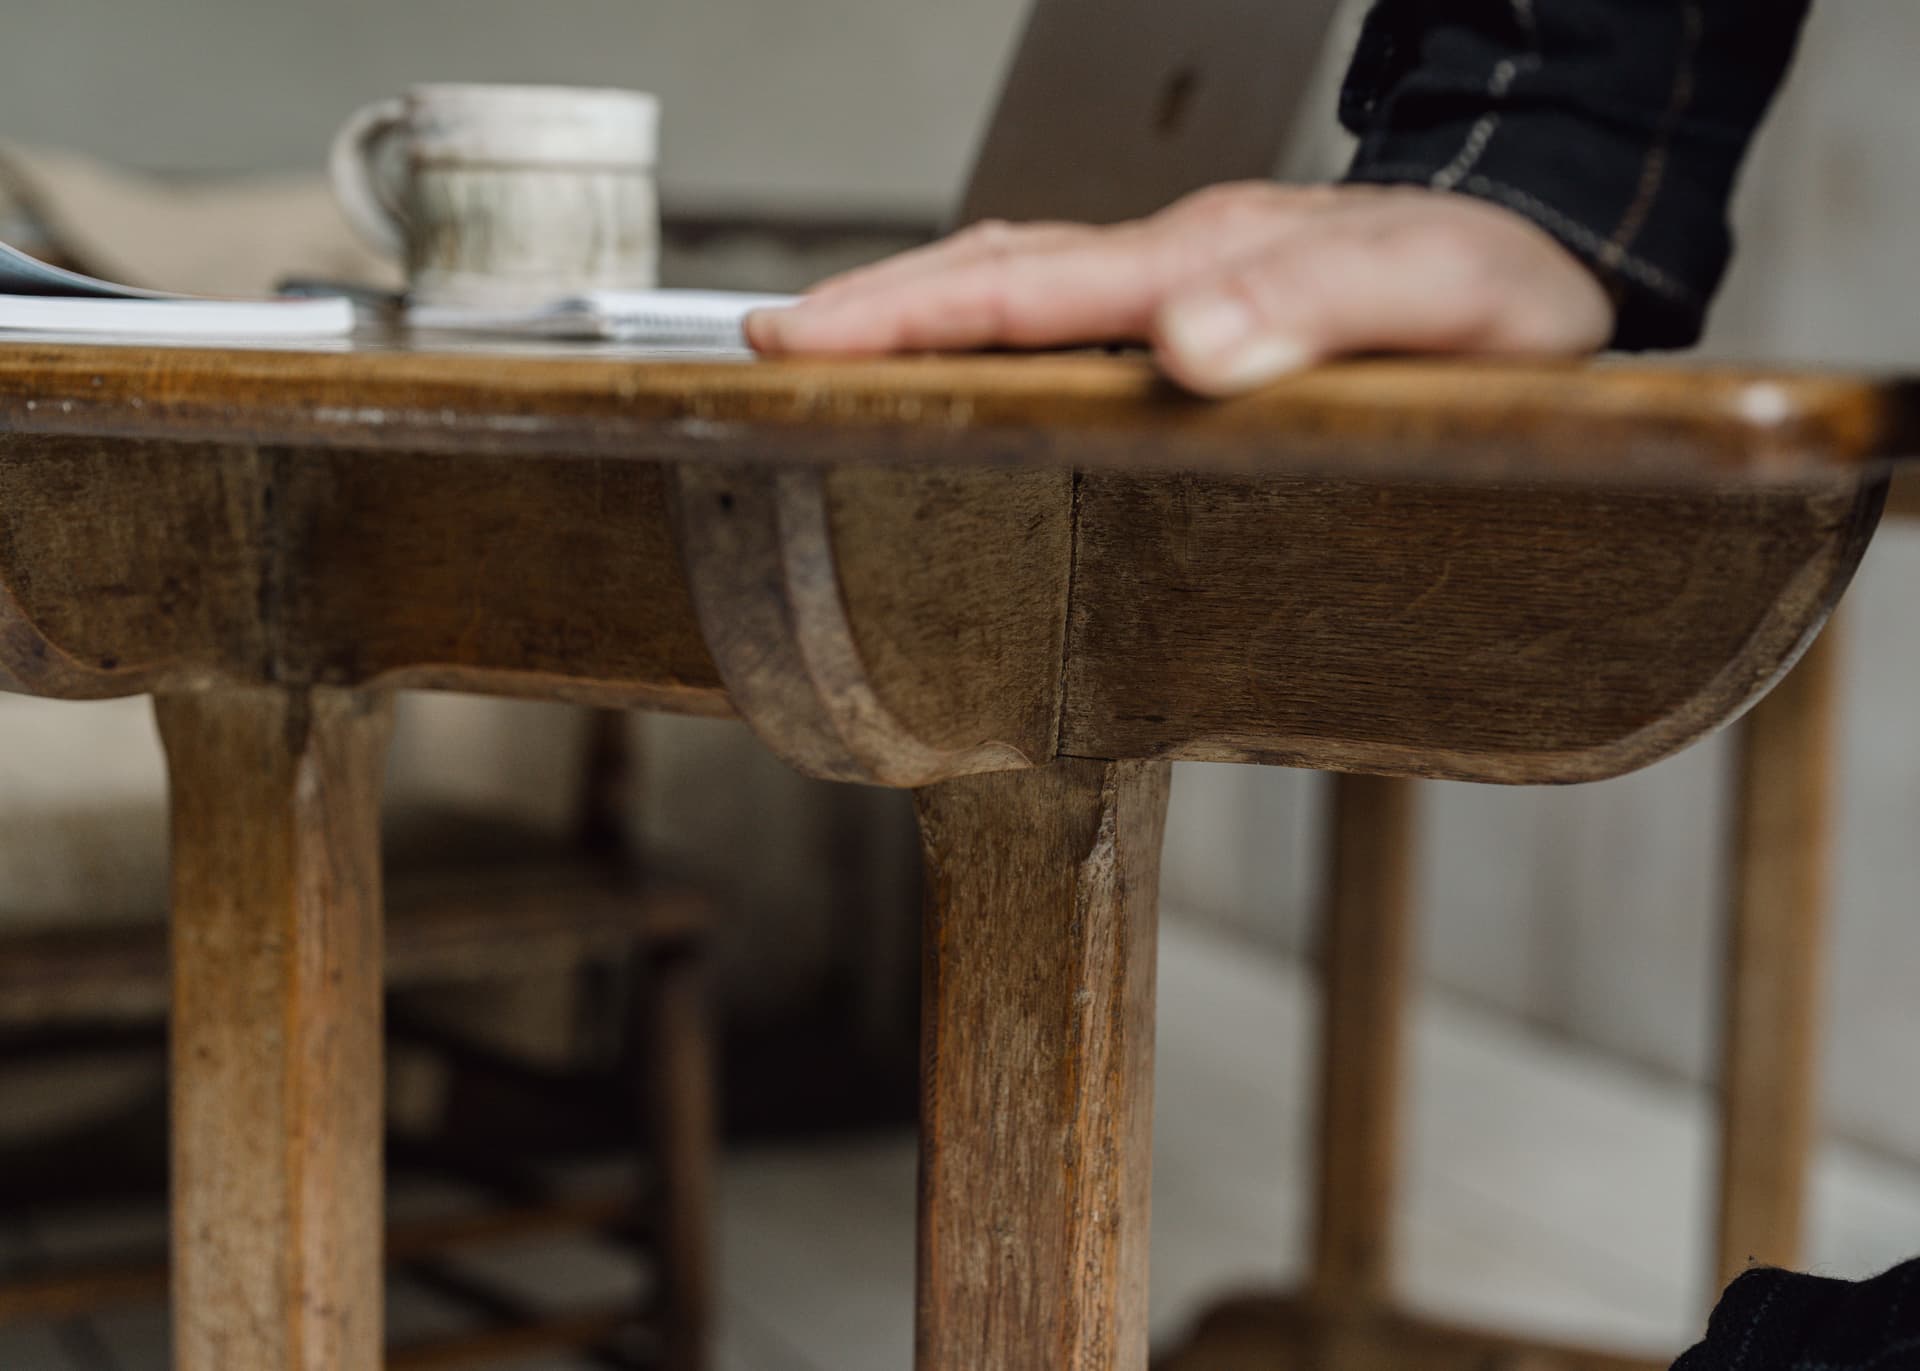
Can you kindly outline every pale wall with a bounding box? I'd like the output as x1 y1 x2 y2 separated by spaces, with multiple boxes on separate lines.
0 0 1030 215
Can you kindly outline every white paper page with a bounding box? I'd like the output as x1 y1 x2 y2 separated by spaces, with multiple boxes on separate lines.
0 293 357 336
408 289 798 346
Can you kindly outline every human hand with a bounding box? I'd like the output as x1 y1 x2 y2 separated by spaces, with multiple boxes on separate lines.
744 182 1616 395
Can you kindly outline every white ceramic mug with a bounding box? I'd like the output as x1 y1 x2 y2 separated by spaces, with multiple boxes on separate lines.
330 83 660 309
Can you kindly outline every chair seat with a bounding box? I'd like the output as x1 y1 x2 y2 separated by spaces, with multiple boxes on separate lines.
0 807 709 1027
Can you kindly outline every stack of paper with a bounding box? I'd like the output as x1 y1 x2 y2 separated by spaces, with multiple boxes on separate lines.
407 289 797 349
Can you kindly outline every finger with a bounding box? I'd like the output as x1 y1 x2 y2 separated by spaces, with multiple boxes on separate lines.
747 221 1103 355
1153 218 1608 395
752 230 1163 354
753 195 1311 355
799 220 1096 303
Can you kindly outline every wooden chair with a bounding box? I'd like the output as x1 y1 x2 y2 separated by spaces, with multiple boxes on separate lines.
0 707 715 1371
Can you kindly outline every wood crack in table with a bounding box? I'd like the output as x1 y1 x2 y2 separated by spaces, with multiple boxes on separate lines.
0 334 1913 1371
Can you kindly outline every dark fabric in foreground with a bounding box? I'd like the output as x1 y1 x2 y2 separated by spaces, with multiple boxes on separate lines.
1673 1259 1920 1371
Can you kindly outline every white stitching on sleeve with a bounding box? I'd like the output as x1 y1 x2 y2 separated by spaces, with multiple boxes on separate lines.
1426 2 1542 193
1363 161 1703 304
1461 176 1697 302
1604 2 1704 260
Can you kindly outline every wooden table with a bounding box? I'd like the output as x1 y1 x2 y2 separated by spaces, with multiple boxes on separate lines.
0 335 1913 1371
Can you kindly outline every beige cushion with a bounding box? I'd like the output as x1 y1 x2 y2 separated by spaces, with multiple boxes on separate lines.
0 140 398 295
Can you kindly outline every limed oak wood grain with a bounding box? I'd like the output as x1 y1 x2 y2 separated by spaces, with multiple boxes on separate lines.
272 446 724 711
157 686 391 1371
0 436 264 698
915 759 1169 1371
0 436 729 713
0 343 1904 791
0 438 1888 787
1714 618 1841 1286
673 464 1072 785
1310 775 1417 1311
1062 473 1885 783
0 339 1913 483
636 939 718 1371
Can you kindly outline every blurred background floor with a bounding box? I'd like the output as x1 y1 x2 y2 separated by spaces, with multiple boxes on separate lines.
3 913 1916 1371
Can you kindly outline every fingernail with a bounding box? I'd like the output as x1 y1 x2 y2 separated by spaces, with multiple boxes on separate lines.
743 307 789 353
1162 293 1256 362
1163 294 1309 392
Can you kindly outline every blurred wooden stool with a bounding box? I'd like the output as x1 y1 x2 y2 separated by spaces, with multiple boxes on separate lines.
0 708 715 1371
1160 622 1843 1371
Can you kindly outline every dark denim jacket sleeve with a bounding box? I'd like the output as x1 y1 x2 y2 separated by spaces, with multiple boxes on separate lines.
1339 0 1812 350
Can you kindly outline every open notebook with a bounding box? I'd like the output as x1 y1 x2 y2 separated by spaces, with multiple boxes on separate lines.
407 290 798 349
0 242 355 337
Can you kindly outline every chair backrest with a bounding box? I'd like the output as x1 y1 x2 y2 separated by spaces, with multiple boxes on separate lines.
956 0 1349 227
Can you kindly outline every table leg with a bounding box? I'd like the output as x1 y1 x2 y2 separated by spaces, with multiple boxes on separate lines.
913 758 1170 1371
640 937 716 1371
1714 620 1840 1288
157 686 393 1371
1310 774 1418 1316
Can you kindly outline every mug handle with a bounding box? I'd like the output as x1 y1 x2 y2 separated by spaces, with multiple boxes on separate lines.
329 97 409 260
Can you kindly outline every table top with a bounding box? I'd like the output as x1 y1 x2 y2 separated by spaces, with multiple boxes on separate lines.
0 331 1904 789
0 332 1913 484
